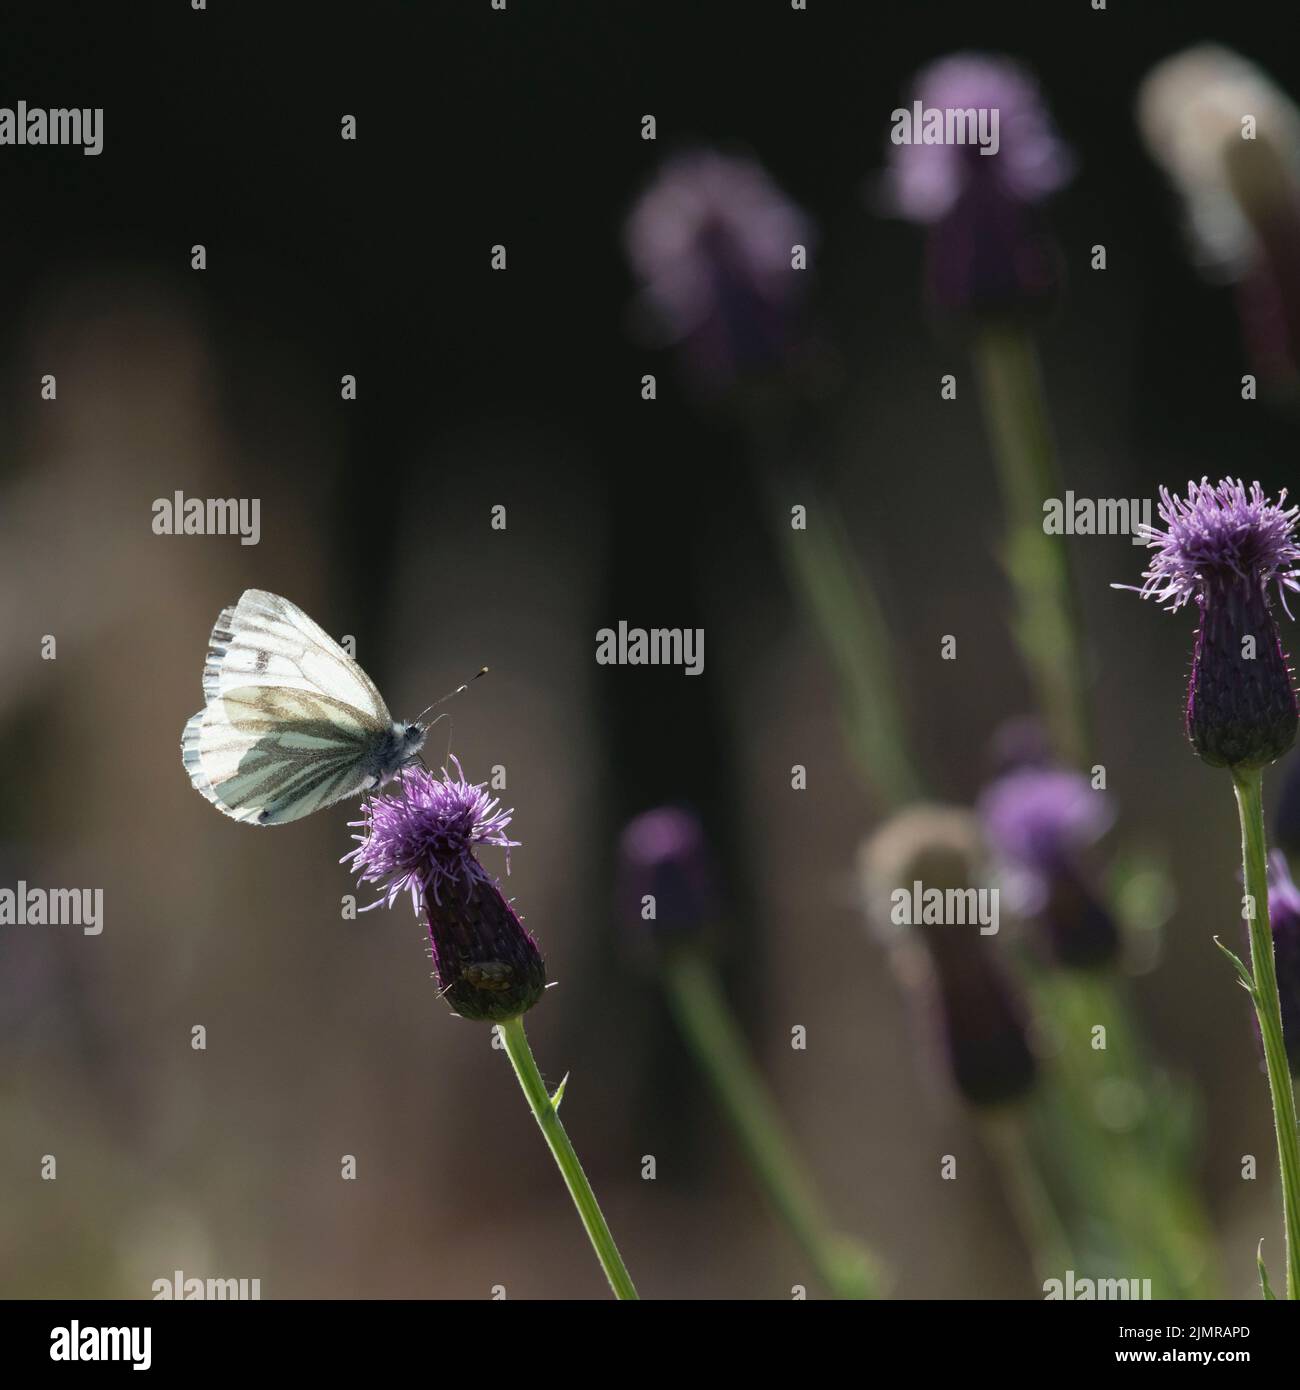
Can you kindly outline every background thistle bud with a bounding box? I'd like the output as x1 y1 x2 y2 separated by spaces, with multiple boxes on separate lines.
927 934 1040 1108
616 806 719 950
343 760 546 1023
860 805 1038 1108
1121 478 1300 770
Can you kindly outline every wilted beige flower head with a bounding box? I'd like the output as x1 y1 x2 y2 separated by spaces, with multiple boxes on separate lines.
1138 44 1300 280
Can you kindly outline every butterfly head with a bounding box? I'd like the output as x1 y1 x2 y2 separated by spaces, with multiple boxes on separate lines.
398 721 428 758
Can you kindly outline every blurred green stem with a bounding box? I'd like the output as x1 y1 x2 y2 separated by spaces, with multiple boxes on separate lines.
1232 769 1300 1298
498 1016 639 1299
972 323 1092 766
662 944 881 1298
1030 969 1218 1297
761 468 925 809
980 1107 1073 1285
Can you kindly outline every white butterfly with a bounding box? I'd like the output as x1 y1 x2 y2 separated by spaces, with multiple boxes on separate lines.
181 589 428 826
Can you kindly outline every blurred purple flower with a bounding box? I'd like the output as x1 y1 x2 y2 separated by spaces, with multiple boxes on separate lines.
624 149 814 387
343 760 544 1022
1121 478 1300 770
883 53 1073 317
979 764 1118 968
616 806 719 946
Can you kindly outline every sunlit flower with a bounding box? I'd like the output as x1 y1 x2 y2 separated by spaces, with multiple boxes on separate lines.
1120 478 1299 769
343 760 544 1022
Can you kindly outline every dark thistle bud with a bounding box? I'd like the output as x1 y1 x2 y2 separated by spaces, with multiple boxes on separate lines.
342 760 545 1023
928 935 1040 1108
616 807 719 950
979 763 1120 969
860 806 1038 1108
1119 478 1300 770
882 53 1074 321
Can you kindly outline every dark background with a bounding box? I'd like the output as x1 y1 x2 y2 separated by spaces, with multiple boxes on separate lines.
1 0 1298 1299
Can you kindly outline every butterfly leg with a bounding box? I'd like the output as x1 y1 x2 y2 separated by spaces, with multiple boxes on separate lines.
361 777 384 842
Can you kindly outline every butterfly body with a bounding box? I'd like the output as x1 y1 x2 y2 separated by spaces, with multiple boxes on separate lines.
181 589 426 825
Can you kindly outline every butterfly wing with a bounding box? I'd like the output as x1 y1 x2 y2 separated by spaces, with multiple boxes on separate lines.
182 590 395 826
202 589 392 716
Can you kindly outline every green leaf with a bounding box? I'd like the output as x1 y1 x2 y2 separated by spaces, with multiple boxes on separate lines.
1213 937 1256 995
549 1072 570 1112
1257 1240 1277 1300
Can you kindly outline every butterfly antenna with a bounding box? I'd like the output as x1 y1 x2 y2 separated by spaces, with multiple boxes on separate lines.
414 667 489 729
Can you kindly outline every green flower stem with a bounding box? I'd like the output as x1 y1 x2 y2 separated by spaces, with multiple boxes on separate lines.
971 323 1092 768
979 1108 1074 1286
1029 970 1219 1298
762 468 926 810
1232 768 1300 1298
498 1015 639 1300
662 944 881 1299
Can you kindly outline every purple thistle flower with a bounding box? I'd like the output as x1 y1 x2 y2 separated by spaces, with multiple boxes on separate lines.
342 759 545 1023
624 148 814 388
616 807 719 947
1121 478 1300 770
883 53 1073 318
979 765 1119 968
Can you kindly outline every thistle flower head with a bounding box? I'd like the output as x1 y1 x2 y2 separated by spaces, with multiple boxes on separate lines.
343 760 543 1022
1139 46 1300 279
979 766 1113 880
1130 478 1300 614
979 766 1119 968
345 757 519 913
887 53 1073 224
1123 478 1300 769
624 148 814 387
883 53 1072 318
616 806 719 947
